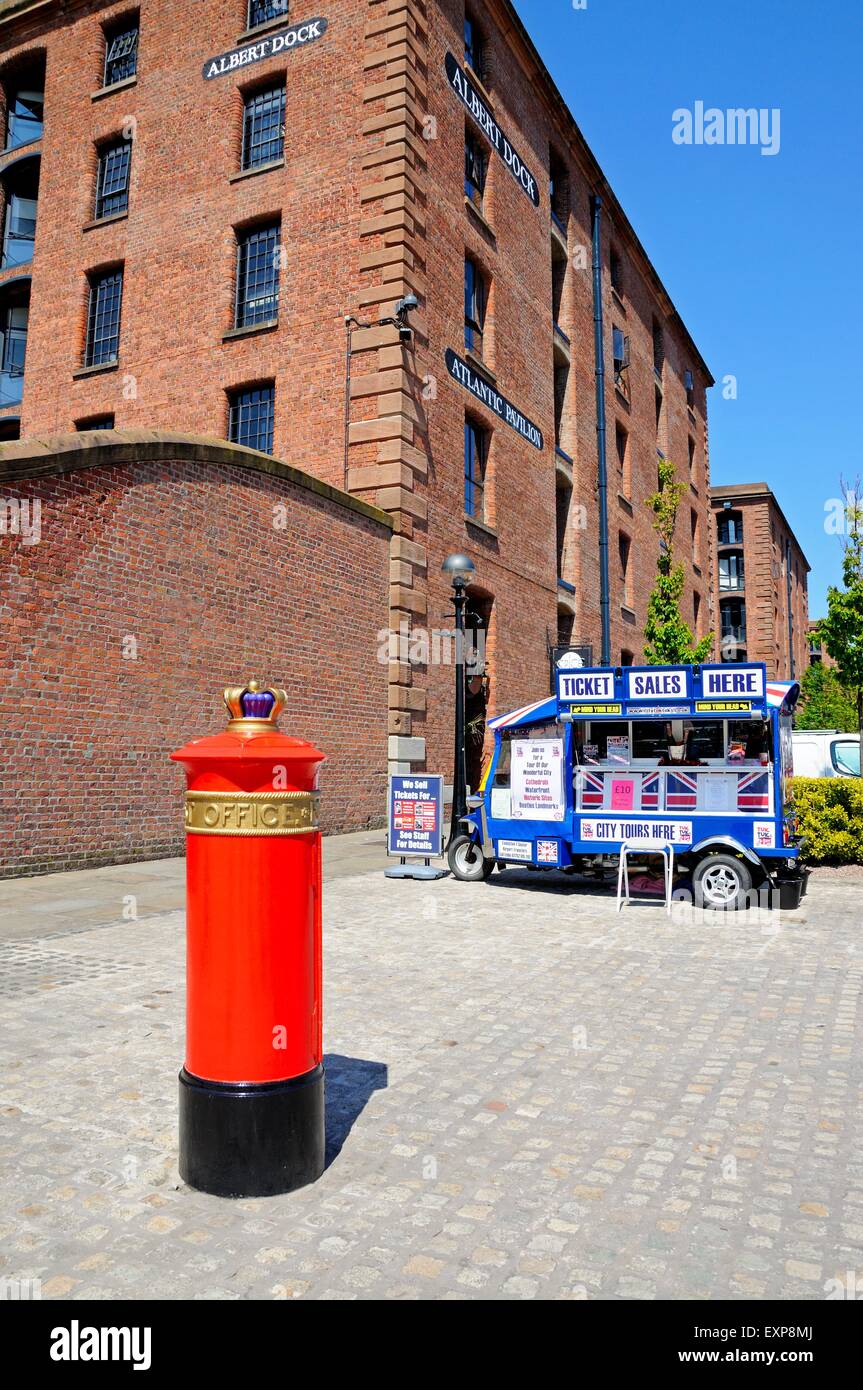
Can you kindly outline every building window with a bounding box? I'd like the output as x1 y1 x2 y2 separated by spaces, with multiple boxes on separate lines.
235 223 281 327
688 435 696 474
464 13 484 79
228 383 275 454
4 87 43 151
248 0 288 28
103 20 139 88
0 298 28 407
554 362 569 450
95 139 131 220
684 368 695 407
652 318 664 375
464 417 488 520
242 84 286 170
717 509 743 545
1 163 38 269
464 255 487 358
610 246 623 296
556 479 571 578
693 591 701 633
464 128 487 210
557 611 575 650
76 414 115 430
618 531 632 605
720 598 747 661
549 151 568 234
621 648 635 668
84 268 123 367
615 420 628 472
612 326 630 396
551 254 567 327
719 551 745 591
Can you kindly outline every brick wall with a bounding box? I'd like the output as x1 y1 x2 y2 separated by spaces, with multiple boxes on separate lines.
1 0 717 801
0 431 391 876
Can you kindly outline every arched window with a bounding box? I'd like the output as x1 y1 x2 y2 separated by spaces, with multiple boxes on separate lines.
0 277 30 409
717 509 743 546
1 154 39 269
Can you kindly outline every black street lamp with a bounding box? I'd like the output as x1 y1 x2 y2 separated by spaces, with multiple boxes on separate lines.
442 552 476 845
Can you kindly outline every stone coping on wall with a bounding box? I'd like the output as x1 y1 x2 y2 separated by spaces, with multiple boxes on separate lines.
0 429 394 531
0 0 57 27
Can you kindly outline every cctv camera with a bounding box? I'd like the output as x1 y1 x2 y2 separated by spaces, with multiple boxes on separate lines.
396 293 419 320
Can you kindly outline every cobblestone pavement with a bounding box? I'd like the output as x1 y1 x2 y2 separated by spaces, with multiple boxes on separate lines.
1 862 862 1301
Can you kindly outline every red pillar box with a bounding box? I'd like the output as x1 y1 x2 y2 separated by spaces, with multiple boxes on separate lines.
170 681 326 1198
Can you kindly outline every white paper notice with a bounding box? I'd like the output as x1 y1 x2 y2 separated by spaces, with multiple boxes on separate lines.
700 774 737 812
511 739 566 821
606 735 630 766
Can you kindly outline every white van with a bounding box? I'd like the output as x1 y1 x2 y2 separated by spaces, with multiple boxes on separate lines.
792 730 861 778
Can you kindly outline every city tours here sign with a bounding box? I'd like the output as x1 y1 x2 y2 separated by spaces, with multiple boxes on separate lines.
203 18 328 80
445 350 544 451
444 53 541 207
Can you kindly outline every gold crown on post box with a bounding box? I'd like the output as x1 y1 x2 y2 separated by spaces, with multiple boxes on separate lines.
223 679 287 727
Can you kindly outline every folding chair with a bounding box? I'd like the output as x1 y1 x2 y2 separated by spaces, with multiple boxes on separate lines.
617 839 674 917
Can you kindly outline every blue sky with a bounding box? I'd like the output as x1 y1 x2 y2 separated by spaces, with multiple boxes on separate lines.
514 0 862 616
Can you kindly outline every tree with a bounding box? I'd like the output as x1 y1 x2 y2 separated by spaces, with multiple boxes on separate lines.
796 663 857 731
818 483 863 772
642 457 713 665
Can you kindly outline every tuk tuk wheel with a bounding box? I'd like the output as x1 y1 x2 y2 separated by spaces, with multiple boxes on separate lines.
448 835 494 882
692 853 753 911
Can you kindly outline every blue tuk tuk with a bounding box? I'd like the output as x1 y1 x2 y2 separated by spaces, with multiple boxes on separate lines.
448 661 806 910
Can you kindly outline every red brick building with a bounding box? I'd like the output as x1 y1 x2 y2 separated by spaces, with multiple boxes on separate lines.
710 483 810 681
1 0 716 865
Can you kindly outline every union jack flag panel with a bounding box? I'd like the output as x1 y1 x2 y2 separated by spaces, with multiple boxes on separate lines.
666 769 698 810
641 771 661 810
581 770 605 808
737 769 770 811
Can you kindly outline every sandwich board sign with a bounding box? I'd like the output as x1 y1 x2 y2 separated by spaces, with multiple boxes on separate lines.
386 774 447 880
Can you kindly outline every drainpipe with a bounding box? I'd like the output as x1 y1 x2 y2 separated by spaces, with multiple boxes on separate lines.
591 194 611 666
785 537 795 678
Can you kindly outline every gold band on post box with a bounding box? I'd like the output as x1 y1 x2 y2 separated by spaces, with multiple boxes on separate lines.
185 790 321 836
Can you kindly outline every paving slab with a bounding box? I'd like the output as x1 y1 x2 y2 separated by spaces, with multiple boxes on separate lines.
0 864 861 1301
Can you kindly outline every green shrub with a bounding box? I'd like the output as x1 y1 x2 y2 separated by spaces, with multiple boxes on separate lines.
791 776 863 865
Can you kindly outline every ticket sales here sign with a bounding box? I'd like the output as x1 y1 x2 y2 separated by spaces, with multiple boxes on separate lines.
557 664 768 716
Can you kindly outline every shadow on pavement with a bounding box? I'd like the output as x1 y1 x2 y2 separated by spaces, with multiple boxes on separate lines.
324 1053 388 1168
485 869 617 897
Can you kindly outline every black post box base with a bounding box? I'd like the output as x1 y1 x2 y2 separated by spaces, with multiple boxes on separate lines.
179 1064 325 1198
